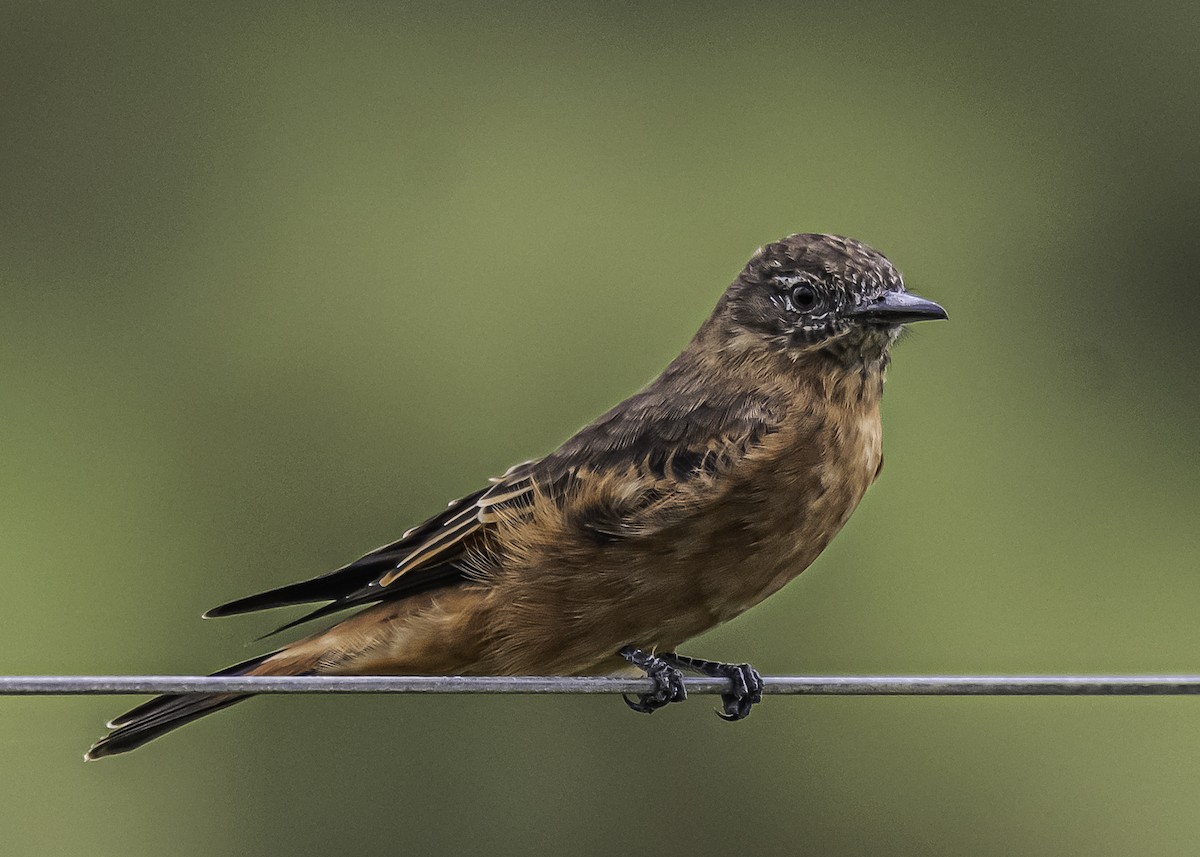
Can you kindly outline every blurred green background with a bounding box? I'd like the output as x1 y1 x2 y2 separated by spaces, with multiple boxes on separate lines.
3 2 1200 854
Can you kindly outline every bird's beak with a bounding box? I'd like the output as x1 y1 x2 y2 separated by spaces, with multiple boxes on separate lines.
847 290 947 325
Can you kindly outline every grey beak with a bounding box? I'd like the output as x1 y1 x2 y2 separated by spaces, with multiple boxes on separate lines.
848 290 948 325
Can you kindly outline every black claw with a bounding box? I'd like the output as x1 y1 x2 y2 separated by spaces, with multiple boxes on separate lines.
718 662 764 721
659 654 763 722
619 646 688 715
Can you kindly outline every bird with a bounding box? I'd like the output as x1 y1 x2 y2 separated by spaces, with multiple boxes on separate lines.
85 232 946 760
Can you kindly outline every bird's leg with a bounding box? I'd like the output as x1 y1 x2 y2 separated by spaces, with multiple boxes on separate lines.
619 646 688 714
658 653 763 721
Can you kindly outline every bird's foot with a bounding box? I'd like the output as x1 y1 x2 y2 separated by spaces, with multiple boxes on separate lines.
660 654 763 721
619 646 687 714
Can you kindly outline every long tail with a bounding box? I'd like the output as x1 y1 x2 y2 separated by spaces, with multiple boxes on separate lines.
84 648 312 761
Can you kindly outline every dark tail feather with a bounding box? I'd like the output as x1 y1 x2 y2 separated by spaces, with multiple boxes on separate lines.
84 651 282 761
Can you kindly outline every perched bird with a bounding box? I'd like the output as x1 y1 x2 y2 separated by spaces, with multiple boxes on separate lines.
86 232 946 760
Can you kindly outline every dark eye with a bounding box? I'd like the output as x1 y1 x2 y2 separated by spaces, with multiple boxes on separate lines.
790 284 818 311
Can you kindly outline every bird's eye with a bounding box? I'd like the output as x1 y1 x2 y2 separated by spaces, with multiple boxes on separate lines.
790 284 818 311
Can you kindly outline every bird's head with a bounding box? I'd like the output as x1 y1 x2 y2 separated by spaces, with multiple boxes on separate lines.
715 233 946 368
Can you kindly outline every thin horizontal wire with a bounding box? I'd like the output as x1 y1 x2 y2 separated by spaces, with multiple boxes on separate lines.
4 675 1200 696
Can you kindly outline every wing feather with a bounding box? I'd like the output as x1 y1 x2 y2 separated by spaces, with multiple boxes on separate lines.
205 463 541 630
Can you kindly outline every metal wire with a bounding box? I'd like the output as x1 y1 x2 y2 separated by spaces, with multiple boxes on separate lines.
4 675 1200 696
